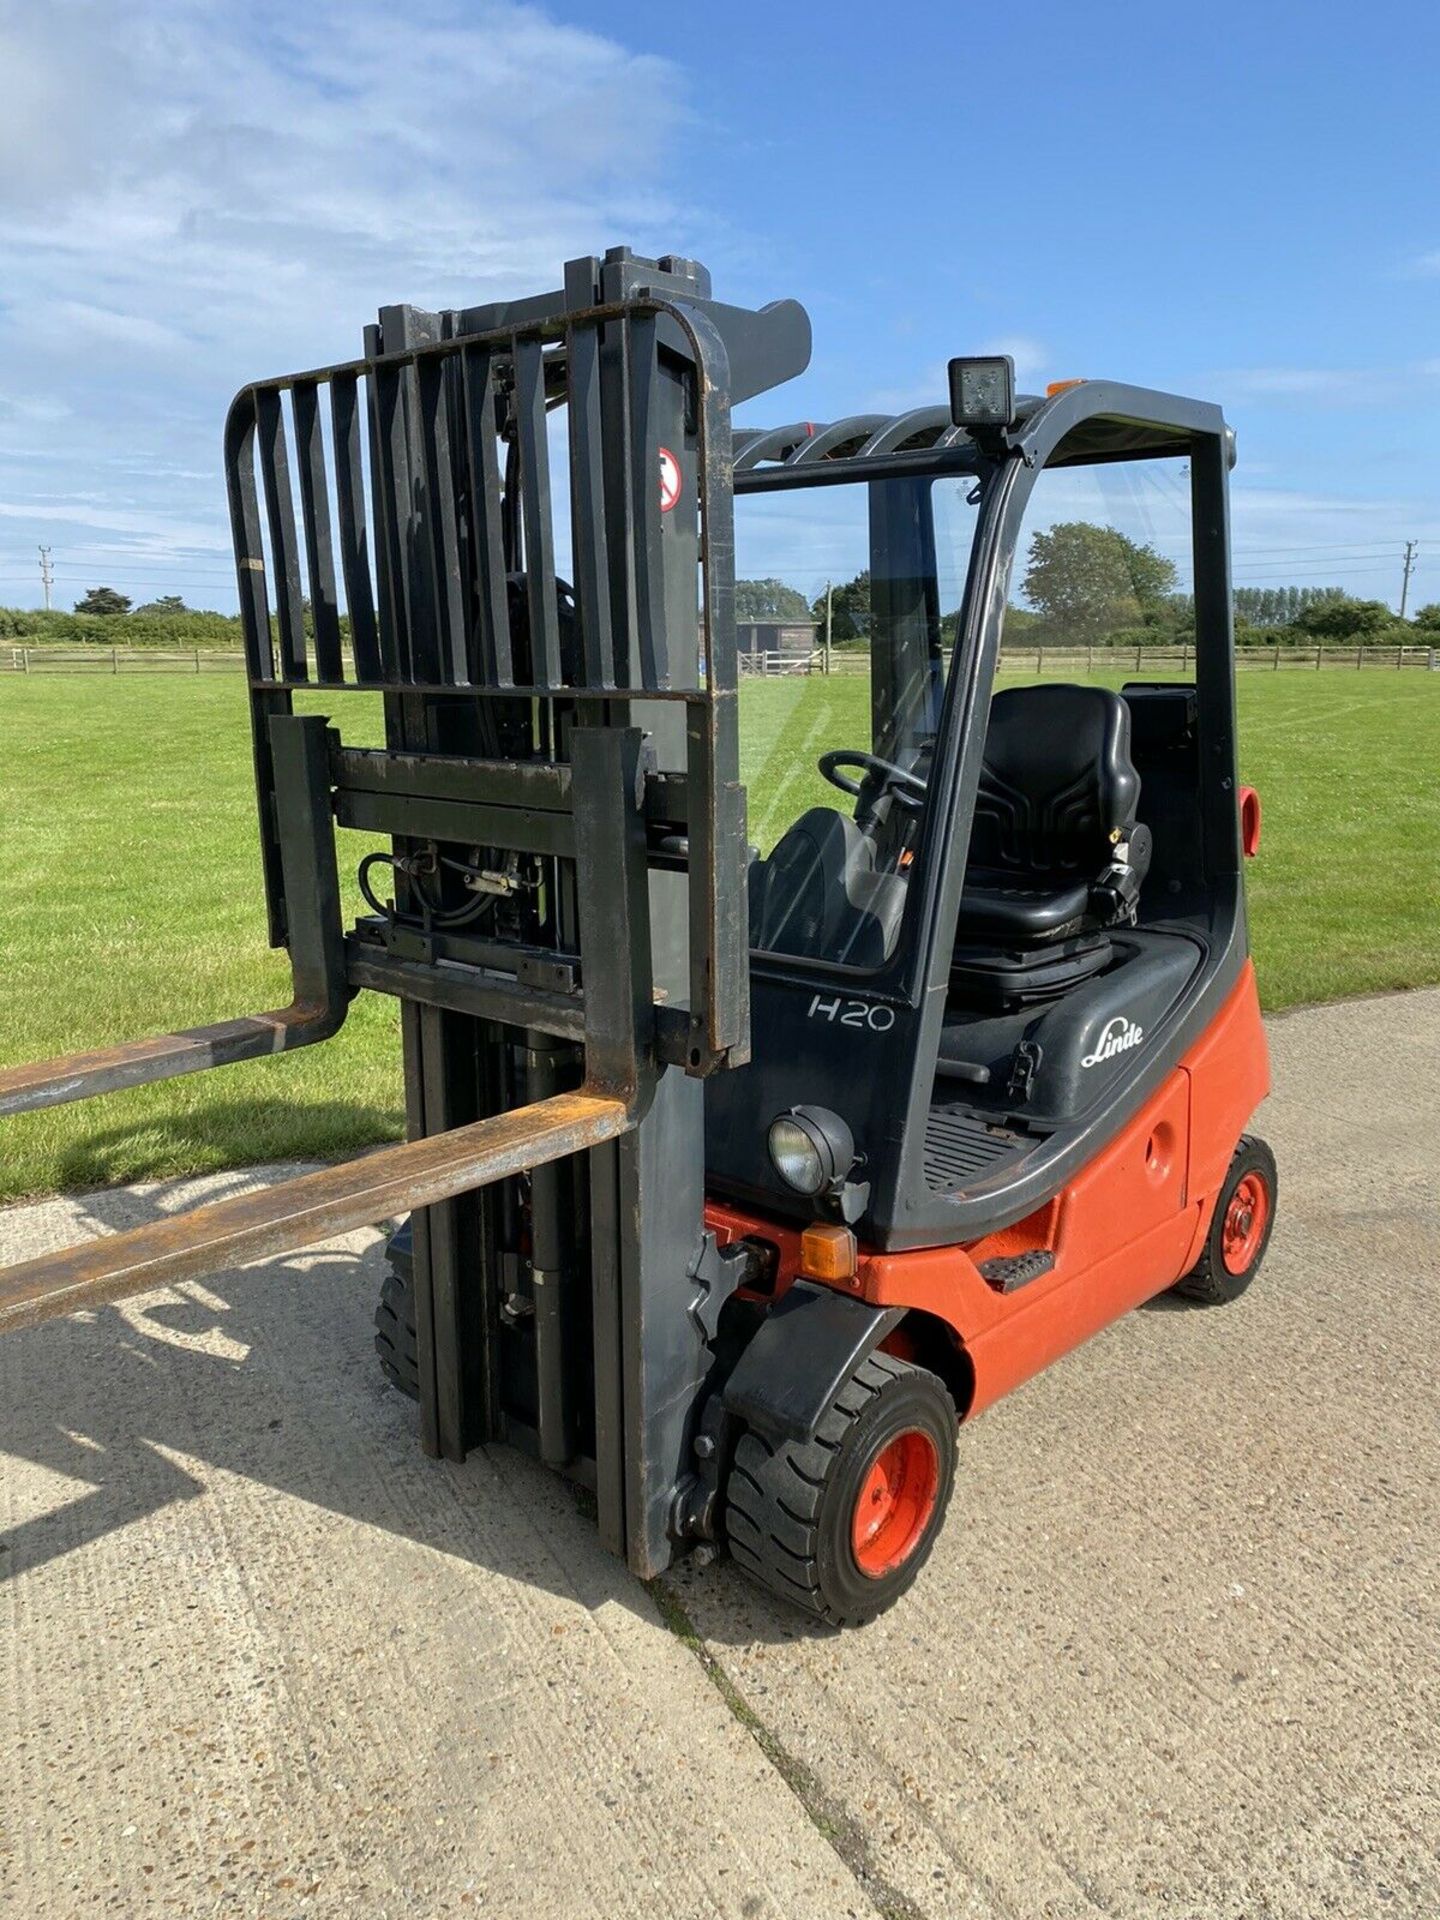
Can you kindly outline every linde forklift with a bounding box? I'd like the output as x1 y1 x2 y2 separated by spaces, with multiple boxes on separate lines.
0 249 1274 1625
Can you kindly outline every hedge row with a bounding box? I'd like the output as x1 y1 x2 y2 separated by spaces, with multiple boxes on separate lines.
0 608 245 648
2 606 1432 654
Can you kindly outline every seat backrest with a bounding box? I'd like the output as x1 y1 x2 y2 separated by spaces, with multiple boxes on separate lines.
968 685 1141 881
749 807 905 967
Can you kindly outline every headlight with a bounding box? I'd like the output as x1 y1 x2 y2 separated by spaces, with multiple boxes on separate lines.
768 1116 828 1194
767 1106 857 1198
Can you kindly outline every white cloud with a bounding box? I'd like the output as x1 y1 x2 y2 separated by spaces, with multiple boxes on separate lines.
0 0 699 603
1405 248 1440 278
0 497 232 552
1222 367 1352 397
865 337 1050 415
1215 362 1440 407
50 302 192 355
863 363 948 413
976 335 1050 385
0 394 72 426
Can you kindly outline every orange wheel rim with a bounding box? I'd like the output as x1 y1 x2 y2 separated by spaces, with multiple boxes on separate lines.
850 1429 940 1578
1221 1172 1269 1276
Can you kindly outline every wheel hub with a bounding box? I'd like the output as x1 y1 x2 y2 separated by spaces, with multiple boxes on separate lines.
1221 1172 1270 1276
851 1428 940 1578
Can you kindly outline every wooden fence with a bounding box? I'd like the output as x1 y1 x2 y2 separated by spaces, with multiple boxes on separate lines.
738 643 1439 677
5 646 250 674
7 641 1439 677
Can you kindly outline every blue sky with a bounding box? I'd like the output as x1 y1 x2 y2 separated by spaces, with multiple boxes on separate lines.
1 0 1436 612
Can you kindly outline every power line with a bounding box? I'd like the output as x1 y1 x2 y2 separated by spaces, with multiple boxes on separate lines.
1102 529 1407 551
1221 564 1405 579
727 560 1398 585
1144 538 1404 557
8 538 1417 570
0 551 234 572
1226 546 1404 562
29 565 235 579
0 573 234 585
0 576 237 591
1228 549 1399 561
1230 561 1397 577
1224 539 1407 554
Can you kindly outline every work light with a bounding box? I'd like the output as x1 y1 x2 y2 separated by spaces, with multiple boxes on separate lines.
948 355 1015 430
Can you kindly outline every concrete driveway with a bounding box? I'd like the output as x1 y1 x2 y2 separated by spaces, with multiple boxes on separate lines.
2 990 1437 1919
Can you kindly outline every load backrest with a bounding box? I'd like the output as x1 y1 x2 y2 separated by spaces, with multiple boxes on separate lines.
223 252 808 1085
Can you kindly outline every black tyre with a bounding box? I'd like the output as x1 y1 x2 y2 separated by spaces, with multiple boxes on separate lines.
375 1219 420 1399
724 1350 956 1628
1172 1134 1277 1306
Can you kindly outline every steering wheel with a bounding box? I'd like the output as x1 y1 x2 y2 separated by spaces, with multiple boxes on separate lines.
819 749 928 813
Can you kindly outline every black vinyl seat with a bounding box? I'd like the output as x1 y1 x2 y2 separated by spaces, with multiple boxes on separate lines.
958 876 1096 943
749 807 906 968
952 685 1151 1005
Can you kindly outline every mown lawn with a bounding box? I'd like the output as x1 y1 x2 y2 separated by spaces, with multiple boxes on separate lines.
742 665 1440 1011
1 679 399 1203
2 670 1436 1200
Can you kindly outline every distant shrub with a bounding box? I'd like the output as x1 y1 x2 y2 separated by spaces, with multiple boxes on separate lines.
0 606 243 647
1290 596 1396 641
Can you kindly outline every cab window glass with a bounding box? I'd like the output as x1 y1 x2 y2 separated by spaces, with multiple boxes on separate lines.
1002 453 1197 683
734 474 980 970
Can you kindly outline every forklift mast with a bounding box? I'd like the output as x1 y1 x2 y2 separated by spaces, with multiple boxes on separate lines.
0 249 811 1578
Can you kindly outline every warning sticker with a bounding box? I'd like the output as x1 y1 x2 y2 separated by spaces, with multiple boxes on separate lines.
659 446 682 513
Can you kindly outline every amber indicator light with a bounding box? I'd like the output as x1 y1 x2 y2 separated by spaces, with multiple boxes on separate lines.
800 1222 858 1282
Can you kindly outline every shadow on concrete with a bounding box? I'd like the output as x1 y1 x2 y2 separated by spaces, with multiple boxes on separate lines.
8 1102 1250 1647
0 1117 806 1641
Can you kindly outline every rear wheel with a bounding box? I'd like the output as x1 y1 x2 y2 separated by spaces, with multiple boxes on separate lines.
724 1350 956 1627
1172 1135 1277 1305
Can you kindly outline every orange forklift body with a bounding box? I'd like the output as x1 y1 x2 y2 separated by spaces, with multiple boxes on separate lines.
707 963 1267 1420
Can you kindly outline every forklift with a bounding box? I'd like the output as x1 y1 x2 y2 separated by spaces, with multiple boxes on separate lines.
0 248 1275 1626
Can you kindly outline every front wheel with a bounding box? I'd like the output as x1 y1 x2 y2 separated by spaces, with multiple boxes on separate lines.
1172 1134 1278 1305
375 1219 420 1399
724 1350 956 1627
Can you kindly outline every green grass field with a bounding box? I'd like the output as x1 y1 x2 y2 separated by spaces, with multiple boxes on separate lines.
2 671 1437 1201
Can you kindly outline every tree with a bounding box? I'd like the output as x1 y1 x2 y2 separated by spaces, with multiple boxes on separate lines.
1232 585 1347 629
1021 523 1176 644
134 595 193 615
1411 603 1440 632
735 577 810 621
811 569 870 643
73 586 132 616
1290 596 1396 641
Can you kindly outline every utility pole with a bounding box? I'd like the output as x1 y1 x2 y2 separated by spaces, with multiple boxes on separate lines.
1399 540 1417 620
823 580 833 675
38 545 53 611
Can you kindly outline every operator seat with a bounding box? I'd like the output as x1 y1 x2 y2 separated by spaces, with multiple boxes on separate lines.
749 808 905 969
951 684 1152 1006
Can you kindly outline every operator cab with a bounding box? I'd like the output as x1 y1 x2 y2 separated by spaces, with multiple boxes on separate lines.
705 380 1247 1251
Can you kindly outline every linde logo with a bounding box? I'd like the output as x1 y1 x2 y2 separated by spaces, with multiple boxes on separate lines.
1081 1015 1145 1069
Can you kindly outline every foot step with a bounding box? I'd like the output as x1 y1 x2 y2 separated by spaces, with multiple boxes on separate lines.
977 1249 1055 1294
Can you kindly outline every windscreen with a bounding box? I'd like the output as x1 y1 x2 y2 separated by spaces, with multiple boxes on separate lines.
1000 447 1199 682
733 473 980 971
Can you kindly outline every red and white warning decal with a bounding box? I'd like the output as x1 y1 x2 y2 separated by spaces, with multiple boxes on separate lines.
659 445 682 513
